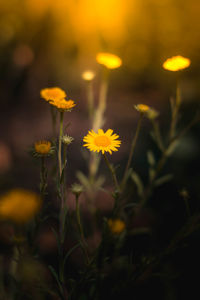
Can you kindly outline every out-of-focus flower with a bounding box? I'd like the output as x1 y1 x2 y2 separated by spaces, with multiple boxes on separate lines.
0 189 41 223
134 104 150 113
83 129 121 155
108 218 125 234
162 55 191 71
34 140 51 155
49 99 76 112
96 52 122 69
146 108 159 120
62 135 74 145
82 70 96 81
71 183 84 197
40 87 66 102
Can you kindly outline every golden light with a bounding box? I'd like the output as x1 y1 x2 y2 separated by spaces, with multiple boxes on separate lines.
162 55 191 72
96 52 122 69
82 70 96 81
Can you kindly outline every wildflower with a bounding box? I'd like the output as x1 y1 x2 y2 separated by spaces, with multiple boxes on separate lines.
40 87 66 102
62 135 74 145
134 104 150 113
162 55 191 71
49 99 76 112
83 129 121 155
108 218 125 234
82 70 96 81
34 140 51 155
71 183 84 198
96 52 122 69
0 189 41 223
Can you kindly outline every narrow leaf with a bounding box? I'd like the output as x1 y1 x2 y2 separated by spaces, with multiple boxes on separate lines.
131 172 144 197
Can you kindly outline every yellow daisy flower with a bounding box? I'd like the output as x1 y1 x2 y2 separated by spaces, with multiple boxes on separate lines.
134 104 150 113
40 87 66 102
49 99 76 112
83 129 121 155
108 219 125 234
96 52 122 69
0 189 41 223
162 55 191 71
35 140 51 155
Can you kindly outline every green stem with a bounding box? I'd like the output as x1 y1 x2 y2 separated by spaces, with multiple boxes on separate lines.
121 112 144 191
58 111 64 178
40 156 46 196
169 78 181 141
151 119 165 152
75 195 89 264
103 153 120 193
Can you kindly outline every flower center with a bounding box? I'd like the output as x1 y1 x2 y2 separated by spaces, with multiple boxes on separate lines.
94 136 111 147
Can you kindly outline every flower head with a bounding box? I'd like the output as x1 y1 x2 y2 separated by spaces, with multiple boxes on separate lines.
82 70 96 81
83 129 121 155
134 104 150 113
49 99 76 112
34 140 51 155
108 218 125 234
71 183 84 198
40 87 66 102
96 52 122 69
162 55 191 71
0 189 41 223
62 135 74 145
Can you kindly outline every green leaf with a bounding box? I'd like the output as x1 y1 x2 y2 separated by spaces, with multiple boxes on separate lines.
166 141 179 156
131 172 144 197
76 171 90 188
48 265 63 298
149 168 155 181
154 174 173 187
147 150 155 166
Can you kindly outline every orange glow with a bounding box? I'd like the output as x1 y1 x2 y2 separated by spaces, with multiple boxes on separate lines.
163 56 191 71
96 52 122 69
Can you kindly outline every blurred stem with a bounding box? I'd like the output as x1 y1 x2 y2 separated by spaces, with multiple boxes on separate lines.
75 195 89 264
50 106 57 137
87 81 94 121
121 112 144 191
40 156 47 196
169 77 181 141
88 68 109 182
58 111 64 178
151 119 165 152
103 153 120 193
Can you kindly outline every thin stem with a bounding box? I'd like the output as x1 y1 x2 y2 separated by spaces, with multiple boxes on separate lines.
103 153 120 193
75 195 89 264
169 77 181 141
58 111 64 178
87 81 94 121
40 156 46 196
121 112 144 190
151 119 165 152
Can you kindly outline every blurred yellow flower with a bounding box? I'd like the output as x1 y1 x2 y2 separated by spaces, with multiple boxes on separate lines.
82 70 96 81
146 107 159 120
83 129 121 155
49 99 76 112
34 140 51 155
96 52 122 69
0 189 41 223
40 87 66 102
162 55 191 71
108 219 125 234
134 104 150 113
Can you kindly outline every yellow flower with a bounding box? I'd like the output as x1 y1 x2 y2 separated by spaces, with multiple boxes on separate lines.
162 55 191 71
35 140 51 155
0 189 41 223
49 99 76 112
83 129 121 155
82 70 96 81
96 52 122 69
40 87 66 102
134 104 150 113
108 219 125 234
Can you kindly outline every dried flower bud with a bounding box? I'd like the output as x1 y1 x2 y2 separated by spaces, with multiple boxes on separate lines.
71 183 84 197
62 135 74 145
